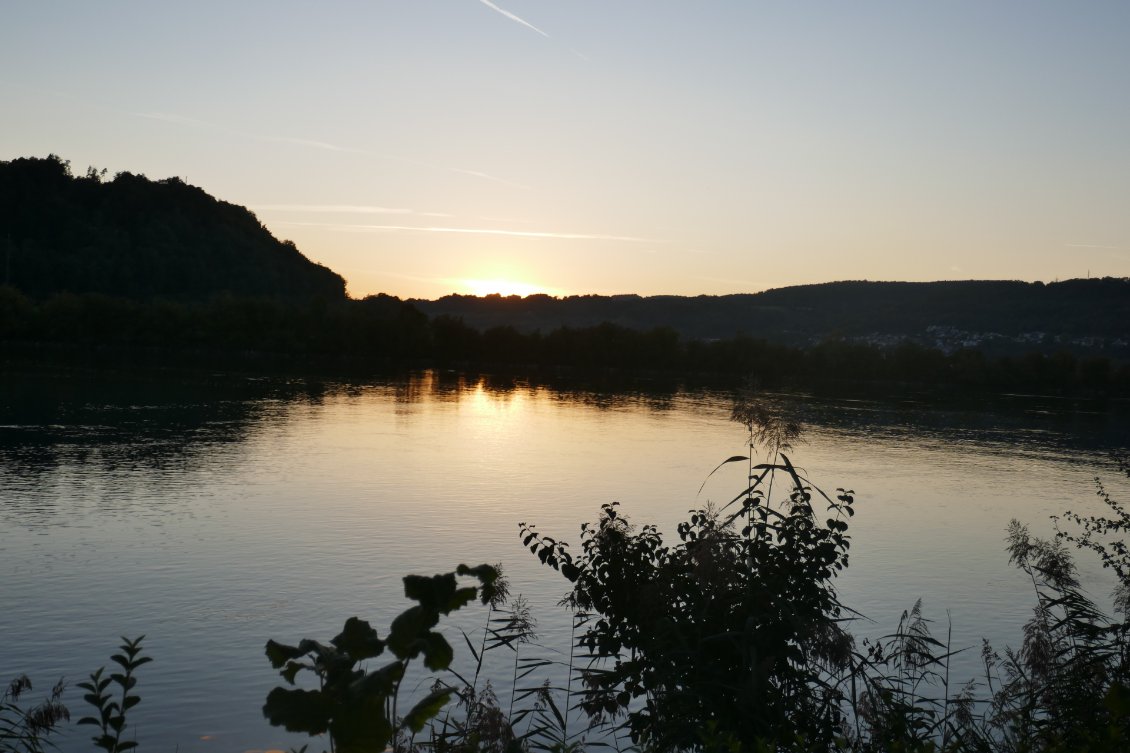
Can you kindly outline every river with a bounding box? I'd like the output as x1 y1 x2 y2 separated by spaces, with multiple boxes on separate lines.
2 366 1128 752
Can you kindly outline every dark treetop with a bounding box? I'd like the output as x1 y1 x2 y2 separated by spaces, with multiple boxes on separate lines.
0 155 345 302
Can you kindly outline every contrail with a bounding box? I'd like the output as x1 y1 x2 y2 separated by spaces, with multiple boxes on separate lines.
477 0 549 37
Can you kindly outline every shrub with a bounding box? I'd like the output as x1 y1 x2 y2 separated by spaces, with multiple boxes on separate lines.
520 399 857 751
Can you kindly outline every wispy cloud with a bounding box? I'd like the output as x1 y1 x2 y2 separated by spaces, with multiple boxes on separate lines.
274 221 660 243
133 111 534 194
1065 243 1121 250
134 111 531 190
134 111 378 158
266 136 375 156
134 111 233 132
478 215 533 224
477 0 549 37
380 270 460 286
450 167 532 191
255 204 416 215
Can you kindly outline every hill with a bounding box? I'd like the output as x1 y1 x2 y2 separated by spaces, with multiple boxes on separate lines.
0 155 345 301
411 279 1130 358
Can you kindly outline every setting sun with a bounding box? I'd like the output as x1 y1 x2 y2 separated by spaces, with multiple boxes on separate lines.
462 278 549 298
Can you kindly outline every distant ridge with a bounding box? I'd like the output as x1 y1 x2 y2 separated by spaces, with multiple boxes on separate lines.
411 278 1130 358
0 155 345 301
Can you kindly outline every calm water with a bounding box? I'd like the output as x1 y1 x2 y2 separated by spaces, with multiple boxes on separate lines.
2 367 1129 752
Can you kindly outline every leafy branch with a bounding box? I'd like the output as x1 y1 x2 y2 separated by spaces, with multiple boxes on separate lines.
76 636 150 753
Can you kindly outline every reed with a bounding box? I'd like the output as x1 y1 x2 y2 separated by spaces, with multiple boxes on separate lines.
0 674 68 753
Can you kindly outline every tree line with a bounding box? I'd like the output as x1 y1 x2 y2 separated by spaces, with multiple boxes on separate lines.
2 285 1128 395
413 278 1130 349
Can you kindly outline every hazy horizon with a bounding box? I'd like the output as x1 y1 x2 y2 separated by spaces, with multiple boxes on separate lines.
4 2 1128 299
399 275 1113 303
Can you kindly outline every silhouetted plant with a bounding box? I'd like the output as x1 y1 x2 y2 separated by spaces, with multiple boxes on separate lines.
730 392 803 460
262 564 500 753
76 636 150 753
431 579 587 752
515 611 590 752
974 522 1130 752
0 675 68 753
426 565 534 753
423 679 523 753
1056 455 1130 614
846 601 965 752
520 402 858 751
483 595 538 722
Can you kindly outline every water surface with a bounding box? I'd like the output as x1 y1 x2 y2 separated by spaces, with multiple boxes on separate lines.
2 368 1128 751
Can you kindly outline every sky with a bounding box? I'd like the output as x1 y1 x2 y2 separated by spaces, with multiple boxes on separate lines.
3 1 1129 300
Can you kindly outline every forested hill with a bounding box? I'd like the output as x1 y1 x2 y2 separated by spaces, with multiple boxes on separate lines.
412 278 1130 357
0 155 345 301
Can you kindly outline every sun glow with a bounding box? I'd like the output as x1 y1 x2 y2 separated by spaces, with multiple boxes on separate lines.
462 278 549 297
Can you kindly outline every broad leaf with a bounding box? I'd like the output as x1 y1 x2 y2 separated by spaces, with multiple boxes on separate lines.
262 687 332 735
421 631 454 671
402 688 455 732
331 616 385 661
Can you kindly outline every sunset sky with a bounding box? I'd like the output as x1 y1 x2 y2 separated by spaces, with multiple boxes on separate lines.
3 2 1129 299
